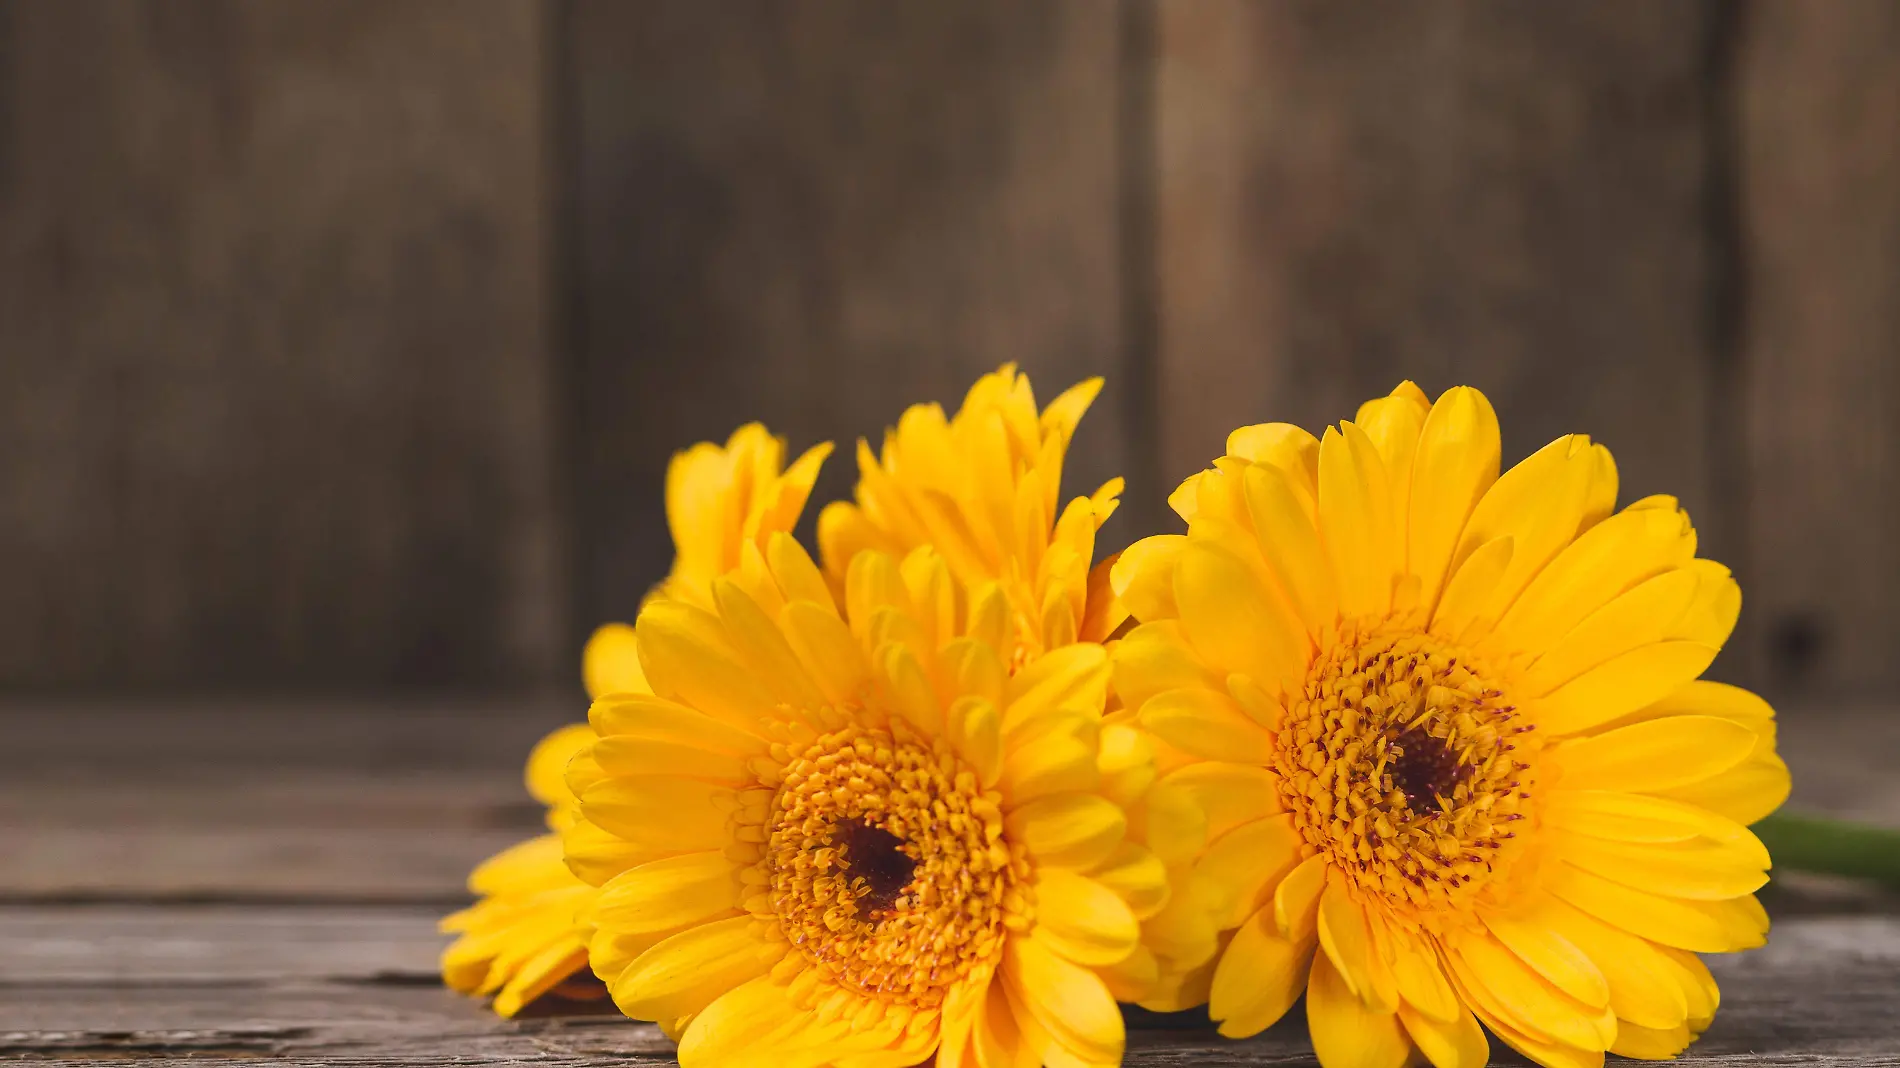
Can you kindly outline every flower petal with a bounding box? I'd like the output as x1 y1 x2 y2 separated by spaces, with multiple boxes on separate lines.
1407 386 1502 607
611 915 772 1023
1551 715 1756 792
1034 870 1141 967
1004 793 1126 870
1209 904 1314 1039
1307 950 1413 1068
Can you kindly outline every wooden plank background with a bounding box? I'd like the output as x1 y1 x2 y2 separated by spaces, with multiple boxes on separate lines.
0 0 1894 701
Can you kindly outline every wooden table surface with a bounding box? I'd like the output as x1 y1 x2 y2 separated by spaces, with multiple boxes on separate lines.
7 698 1898 1066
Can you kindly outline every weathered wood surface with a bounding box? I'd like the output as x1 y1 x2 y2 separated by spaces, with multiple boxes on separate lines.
2 905 1897 1065
3 700 571 902
562 0 1144 626
0 0 564 690
1736 0 1900 695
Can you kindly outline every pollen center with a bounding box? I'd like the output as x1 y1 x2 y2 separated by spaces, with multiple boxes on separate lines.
762 724 1018 1009
1273 628 1538 918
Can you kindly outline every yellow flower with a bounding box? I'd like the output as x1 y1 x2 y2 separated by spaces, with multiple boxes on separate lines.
571 537 1169 1067
441 424 830 1016
1110 382 1789 1068
811 366 1214 1011
818 364 1128 661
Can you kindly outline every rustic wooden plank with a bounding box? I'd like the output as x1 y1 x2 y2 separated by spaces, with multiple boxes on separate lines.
3 906 1897 1065
1151 3 1723 555
1 700 569 901
1736 0 1900 695
0 0 564 690
563 0 1136 624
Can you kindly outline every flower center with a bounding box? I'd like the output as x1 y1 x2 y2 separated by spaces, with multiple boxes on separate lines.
762 724 1016 1008
1273 628 1538 919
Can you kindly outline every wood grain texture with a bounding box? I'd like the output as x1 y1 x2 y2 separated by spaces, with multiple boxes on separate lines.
0 0 563 690
4 906 1898 1065
1737 0 1900 695
562 0 1137 626
4 699 569 902
1151 2 1723 551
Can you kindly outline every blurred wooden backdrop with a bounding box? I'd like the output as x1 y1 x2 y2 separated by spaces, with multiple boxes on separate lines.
0 0 1893 701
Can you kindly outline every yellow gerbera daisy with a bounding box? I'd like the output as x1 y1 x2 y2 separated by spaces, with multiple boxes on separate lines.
441 423 830 1016
571 536 1170 1067
1110 382 1790 1068
818 364 1128 660
810 366 1216 1011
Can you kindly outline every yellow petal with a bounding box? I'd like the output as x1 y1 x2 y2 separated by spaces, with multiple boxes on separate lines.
1535 642 1719 736
1274 854 1327 942
1450 435 1597 622
1398 1002 1488 1068
675 973 809 1066
1174 540 1309 698
636 600 777 731
580 777 732 853
1112 535 1186 624
1429 534 1513 642
1546 790 1768 868
779 599 870 706
1355 386 1430 527
1520 568 1704 696
1480 911 1609 1008
1319 423 1398 620
1227 422 1322 506
1209 904 1314 1039
1001 710 1100 804
610 915 772 1023
1138 686 1277 763
766 530 836 614
1004 643 1110 733
1408 386 1502 608
1004 793 1126 870
1656 753 1791 827
1317 876 1387 1008
1533 892 1688 1030
1003 933 1124 1064
594 852 743 935
526 724 596 807
1551 715 1756 792
1151 752 1282 842
1242 462 1339 638
1034 870 1141 967
590 693 767 755
1110 620 1223 711
1379 921 1458 1023
1307 950 1412 1068
583 622 648 698
950 695 1004 789
590 736 751 784
1196 816 1303 929
1495 503 1695 654
1448 933 1610 1052
1546 862 1762 953
1609 1020 1694 1060
712 578 828 709
1087 841 1171 921
1560 835 1768 900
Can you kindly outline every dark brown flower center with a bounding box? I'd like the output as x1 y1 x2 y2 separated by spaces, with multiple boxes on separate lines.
837 820 916 915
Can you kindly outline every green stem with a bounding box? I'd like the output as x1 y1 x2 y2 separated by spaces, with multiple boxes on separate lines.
1756 812 1900 889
